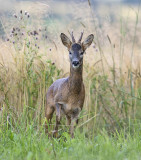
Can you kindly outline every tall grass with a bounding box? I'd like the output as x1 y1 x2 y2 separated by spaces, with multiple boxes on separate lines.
0 11 61 131
81 0 141 136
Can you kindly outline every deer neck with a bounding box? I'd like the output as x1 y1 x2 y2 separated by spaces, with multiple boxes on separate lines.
69 63 83 93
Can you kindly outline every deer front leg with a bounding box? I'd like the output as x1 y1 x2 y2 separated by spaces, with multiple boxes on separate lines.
70 119 75 138
53 103 61 138
70 117 78 138
70 118 80 138
66 115 71 134
70 108 80 138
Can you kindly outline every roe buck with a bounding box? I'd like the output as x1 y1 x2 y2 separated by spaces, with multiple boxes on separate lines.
45 32 94 138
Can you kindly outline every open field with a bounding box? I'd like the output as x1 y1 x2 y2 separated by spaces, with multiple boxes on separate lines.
0 0 141 159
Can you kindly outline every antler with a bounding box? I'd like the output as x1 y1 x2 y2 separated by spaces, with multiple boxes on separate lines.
78 31 84 43
71 31 76 43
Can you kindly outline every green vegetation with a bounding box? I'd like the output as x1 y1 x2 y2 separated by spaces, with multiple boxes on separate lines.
0 1 141 159
1 124 141 160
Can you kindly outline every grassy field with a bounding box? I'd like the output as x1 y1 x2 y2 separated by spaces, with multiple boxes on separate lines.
1 124 141 160
0 0 141 159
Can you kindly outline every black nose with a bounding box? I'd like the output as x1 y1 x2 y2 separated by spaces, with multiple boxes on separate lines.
72 61 80 66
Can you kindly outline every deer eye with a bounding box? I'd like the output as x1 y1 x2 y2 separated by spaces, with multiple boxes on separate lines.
69 52 72 55
80 52 84 55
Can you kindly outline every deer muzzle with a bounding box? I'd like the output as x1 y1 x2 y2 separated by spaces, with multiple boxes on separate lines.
72 59 80 68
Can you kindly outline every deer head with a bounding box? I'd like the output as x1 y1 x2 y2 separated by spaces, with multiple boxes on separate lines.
60 32 94 69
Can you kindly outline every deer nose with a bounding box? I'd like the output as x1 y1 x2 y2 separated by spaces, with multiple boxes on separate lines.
72 61 80 66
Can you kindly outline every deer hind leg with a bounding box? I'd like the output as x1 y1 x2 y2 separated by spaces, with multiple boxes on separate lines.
53 103 62 138
45 106 54 134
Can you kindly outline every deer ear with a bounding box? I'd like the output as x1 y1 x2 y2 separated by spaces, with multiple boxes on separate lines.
82 34 94 51
60 33 72 49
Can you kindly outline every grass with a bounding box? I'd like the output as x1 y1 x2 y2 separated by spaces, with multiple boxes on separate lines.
1 123 141 160
0 0 141 159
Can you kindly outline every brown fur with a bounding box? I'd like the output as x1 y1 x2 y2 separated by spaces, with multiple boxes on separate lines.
45 32 94 138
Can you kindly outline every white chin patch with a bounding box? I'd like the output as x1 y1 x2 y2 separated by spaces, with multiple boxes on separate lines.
73 65 79 69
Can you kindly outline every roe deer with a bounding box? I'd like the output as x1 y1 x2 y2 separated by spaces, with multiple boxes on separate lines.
45 32 94 138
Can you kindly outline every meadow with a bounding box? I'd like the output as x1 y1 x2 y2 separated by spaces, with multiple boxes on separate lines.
0 0 141 159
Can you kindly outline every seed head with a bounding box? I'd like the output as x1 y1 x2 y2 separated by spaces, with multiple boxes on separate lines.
25 11 27 15
33 30 38 36
13 14 17 18
27 13 30 18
